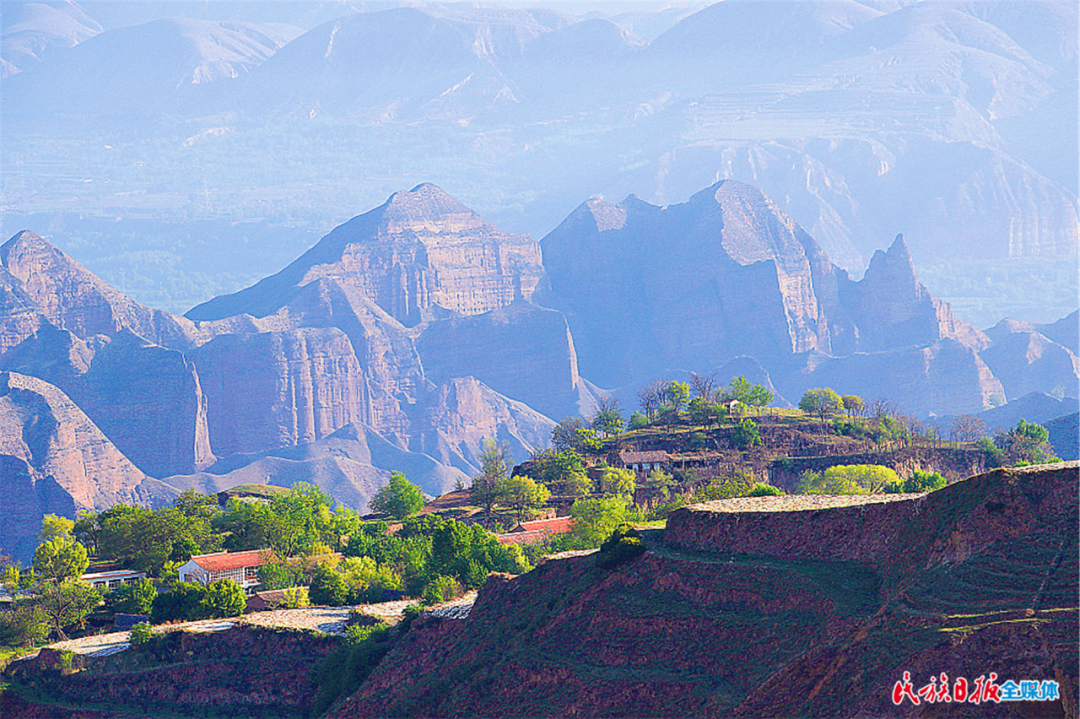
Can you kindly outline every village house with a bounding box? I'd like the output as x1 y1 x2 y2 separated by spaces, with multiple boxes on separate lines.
177 550 272 593
80 569 147 591
616 450 672 477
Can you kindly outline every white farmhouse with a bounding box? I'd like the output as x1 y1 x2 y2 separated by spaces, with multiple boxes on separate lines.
176 550 272 593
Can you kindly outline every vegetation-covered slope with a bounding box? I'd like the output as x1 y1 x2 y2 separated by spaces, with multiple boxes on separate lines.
334 463 1077 718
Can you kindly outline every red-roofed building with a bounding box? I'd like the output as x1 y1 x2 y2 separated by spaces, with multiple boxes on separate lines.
177 550 273 592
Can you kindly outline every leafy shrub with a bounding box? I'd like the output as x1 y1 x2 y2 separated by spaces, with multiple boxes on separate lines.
596 524 647 569
731 418 762 450
105 578 157 615
311 623 394 716
129 622 155 645
309 565 349 606
151 582 208 623
201 579 246 618
421 575 461 606
884 470 948 494
978 436 1005 468
628 412 650 430
746 483 784 497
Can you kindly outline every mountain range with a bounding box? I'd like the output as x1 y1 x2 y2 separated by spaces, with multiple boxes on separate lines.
1 0 1075 326
1 178 1076 560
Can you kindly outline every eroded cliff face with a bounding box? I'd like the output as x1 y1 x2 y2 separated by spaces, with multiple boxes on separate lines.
980 318 1080 401
540 181 983 394
186 183 544 327
1 325 214 478
0 231 199 351
0 371 178 560
837 234 988 354
335 463 1078 719
415 300 589 420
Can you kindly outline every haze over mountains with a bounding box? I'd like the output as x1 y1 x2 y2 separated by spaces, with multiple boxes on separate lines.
1 0 1076 327
1 178 1076 561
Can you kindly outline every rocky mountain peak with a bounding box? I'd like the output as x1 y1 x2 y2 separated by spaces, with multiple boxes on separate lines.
0 231 197 351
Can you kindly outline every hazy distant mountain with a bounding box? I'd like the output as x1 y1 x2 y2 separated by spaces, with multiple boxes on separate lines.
1 0 102 77
239 7 567 120
2 16 302 115
1 0 1075 321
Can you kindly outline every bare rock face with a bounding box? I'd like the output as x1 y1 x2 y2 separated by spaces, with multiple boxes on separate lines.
0 371 178 560
406 377 556 476
164 422 468 512
981 319 1080 401
781 338 1004 416
190 327 368 458
540 181 851 386
186 183 544 328
415 300 587 420
1 326 214 478
838 234 988 354
0 231 199 350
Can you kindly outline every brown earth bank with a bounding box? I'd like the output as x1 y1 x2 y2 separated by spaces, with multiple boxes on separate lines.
335 463 1077 718
4 625 340 718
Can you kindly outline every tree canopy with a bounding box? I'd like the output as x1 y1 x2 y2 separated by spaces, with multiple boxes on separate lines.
799 387 844 421
371 472 425 519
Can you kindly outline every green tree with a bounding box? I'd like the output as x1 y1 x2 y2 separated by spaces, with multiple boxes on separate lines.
591 408 624 438
569 496 633 546
38 514 75 544
33 535 89 583
471 438 513 516
500 475 551 523
799 388 844 421
0 601 49 648
666 381 690 412
36 580 101 641
628 412 650 430
885 470 947 494
551 418 589 453
370 472 425 520
644 468 676 502
309 564 349 606
528 449 589 498
720 376 754 404
746 384 774 414
598 467 636 499
151 582 208 623
731 418 762 450
201 579 246 618
106 578 157 615
841 395 864 418
688 397 720 427
797 464 898 494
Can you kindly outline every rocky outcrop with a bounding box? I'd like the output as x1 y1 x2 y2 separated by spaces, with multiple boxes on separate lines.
1 325 214 478
190 327 366 458
415 300 589 420
540 181 984 391
0 231 199 351
0 371 178 560
780 338 1003 417
165 422 468 511
406 377 556 477
186 184 544 328
837 234 988 354
981 318 1080 401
